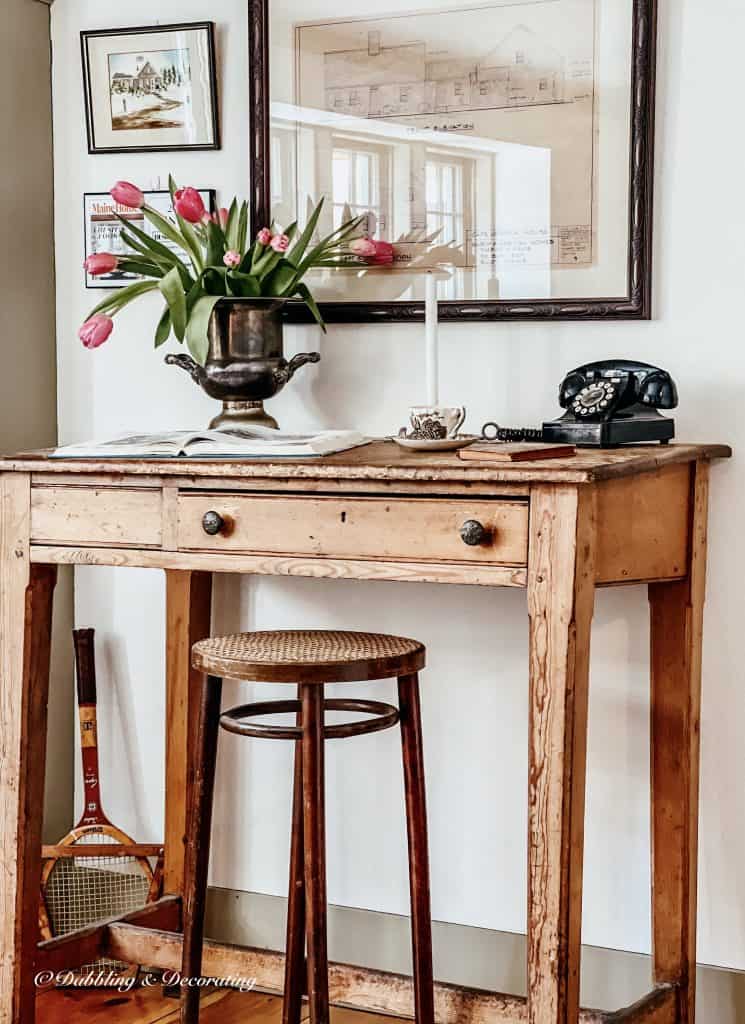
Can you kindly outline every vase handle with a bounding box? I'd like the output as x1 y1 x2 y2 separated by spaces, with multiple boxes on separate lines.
280 351 321 385
165 353 207 387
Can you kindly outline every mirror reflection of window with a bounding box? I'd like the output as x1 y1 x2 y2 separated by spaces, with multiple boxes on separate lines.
332 144 383 235
425 157 467 247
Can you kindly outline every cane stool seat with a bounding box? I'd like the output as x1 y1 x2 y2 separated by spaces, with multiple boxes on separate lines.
192 629 426 683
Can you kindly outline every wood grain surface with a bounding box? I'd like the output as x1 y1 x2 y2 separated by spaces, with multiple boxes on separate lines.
176 493 529 566
649 462 710 1024
4 441 731 485
164 571 212 897
526 485 597 1024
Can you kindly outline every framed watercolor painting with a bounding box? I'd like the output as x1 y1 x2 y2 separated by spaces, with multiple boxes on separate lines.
83 189 216 288
81 22 220 154
249 0 657 323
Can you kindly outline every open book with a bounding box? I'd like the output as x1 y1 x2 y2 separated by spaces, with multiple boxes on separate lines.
52 427 369 460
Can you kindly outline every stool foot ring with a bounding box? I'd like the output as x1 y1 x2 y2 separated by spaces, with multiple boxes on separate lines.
220 698 399 740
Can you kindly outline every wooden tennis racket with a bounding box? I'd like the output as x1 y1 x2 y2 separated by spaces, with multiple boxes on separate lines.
39 628 163 964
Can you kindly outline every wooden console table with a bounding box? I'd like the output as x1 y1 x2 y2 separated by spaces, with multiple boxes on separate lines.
0 441 730 1024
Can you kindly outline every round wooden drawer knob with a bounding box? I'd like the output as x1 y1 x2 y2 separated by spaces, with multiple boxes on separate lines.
460 520 490 546
202 511 226 536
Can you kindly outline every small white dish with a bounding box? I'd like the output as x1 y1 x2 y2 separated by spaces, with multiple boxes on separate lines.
390 434 479 452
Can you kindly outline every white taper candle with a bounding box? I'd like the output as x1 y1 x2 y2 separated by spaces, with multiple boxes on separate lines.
425 271 439 406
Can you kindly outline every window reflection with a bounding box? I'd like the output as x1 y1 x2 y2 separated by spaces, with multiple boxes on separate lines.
425 157 468 246
331 143 387 236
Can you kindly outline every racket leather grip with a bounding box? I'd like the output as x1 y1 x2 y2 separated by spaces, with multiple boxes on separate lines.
74 628 97 706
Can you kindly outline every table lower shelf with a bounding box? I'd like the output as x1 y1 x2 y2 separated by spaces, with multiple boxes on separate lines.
35 897 677 1024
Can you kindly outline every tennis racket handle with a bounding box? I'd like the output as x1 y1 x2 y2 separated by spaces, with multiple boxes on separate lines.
73 628 97 706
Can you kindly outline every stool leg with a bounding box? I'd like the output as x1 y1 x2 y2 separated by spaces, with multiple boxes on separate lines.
283 692 306 1024
180 675 223 1024
301 684 330 1024
398 673 435 1024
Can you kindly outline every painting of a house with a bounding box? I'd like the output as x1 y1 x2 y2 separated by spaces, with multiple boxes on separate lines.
107 48 192 130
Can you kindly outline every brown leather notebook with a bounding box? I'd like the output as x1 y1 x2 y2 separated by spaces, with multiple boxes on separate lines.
458 442 576 463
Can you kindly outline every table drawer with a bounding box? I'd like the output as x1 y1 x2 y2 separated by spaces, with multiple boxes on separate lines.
31 485 162 548
176 493 529 565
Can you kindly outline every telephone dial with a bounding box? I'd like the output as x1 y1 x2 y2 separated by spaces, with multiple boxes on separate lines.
482 360 678 448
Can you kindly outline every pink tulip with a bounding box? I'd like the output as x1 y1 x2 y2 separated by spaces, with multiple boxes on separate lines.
218 207 230 230
174 187 206 224
224 250 241 268
256 227 272 246
350 237 377 259
371 240 395 266
79 315 114 350
201 211 215 226
83 252 119 276
110 181 144 209
270 234 290 253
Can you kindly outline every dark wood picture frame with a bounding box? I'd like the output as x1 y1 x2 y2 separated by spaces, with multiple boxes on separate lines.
81 22 221 155
248 0 657 324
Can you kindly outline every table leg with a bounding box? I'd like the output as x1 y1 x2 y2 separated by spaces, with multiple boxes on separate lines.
164 570 213 899
0 473 57 1024
649 461 709 1024
526 485 596 1024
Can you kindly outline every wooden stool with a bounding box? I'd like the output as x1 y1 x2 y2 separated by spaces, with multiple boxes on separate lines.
180 629 434 1024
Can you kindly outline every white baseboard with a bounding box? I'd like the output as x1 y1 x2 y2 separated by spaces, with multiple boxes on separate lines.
205 887 745 1023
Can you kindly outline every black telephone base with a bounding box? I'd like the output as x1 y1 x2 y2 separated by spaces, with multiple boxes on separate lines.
542 408 675 448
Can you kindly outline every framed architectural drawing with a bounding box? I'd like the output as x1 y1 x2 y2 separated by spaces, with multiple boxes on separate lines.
249 0 657 322
81 23 220 154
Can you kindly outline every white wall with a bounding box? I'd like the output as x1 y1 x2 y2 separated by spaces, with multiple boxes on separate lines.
52 0 744 973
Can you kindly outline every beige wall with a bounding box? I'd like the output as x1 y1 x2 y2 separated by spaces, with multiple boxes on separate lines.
1 0 73 842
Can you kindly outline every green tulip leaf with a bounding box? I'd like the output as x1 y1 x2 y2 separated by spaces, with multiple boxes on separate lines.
177 217 205 272
143 205 187 249
295 282 327 333
287 198 324 267
158 266 187 342
226 272 261 298
117 258 163 278
143 205 203 273
236 202 249 253
154 306 172 347
115 215 181 268
205 221 225 268
202 268 228 296
238 242 257 274
87 279 159 318
225 199 239 249
263 260 298 297
186 295 221 365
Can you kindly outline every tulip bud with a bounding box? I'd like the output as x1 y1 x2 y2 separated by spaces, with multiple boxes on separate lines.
270 234 290 253
350 237 377 259
83 252 119 276
371 240 395 265
174 187 207 224
223 250 241 268
256 228 273 246
110 181 145 209
218 208 230 230
79 315 114 350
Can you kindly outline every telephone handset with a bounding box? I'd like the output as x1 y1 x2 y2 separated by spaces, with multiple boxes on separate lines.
482 360 679 448
543 360 678 446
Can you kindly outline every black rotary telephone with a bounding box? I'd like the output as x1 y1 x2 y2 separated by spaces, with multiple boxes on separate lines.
542 360 678 446
482 360 679 448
